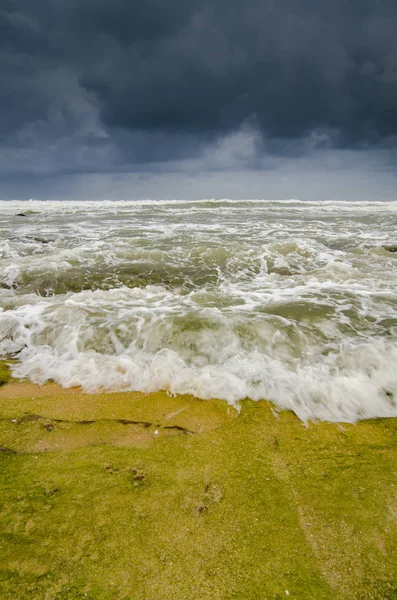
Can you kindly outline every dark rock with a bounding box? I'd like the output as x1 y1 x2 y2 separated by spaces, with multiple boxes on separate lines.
16 213 27 217
31 237 51 244
383 245 397 253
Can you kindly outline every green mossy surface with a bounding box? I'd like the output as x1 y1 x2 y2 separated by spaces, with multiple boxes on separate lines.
0 361 11 386
1 385 397 599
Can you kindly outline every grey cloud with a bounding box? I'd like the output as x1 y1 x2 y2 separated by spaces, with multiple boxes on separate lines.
1 0 397 195
73 0 397 144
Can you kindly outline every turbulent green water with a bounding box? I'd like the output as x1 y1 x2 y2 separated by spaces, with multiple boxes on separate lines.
1 199 397 421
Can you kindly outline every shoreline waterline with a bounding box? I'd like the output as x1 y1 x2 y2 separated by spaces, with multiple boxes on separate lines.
1 366 397 427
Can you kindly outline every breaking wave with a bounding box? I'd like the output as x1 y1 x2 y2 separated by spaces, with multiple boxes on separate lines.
1 198 397 422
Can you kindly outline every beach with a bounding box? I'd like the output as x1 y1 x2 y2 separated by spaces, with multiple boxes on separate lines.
1 199 397 598
3 0 397 595
1 370 397 599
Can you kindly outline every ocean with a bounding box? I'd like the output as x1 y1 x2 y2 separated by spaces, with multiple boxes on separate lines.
1 198 396 422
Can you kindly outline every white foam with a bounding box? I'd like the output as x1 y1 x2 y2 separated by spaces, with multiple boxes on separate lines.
0 284 394 422
1 199 397 422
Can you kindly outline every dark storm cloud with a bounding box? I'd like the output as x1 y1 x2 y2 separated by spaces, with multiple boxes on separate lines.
1 0 397 187
72 0 397 144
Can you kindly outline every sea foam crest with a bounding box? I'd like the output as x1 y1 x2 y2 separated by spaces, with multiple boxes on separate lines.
0 286 396 423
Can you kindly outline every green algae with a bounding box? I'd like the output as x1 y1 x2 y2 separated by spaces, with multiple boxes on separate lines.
0 361 11 386
0 387 397 599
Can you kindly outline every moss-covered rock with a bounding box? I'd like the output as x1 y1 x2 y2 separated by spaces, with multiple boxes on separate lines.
0 384 397 599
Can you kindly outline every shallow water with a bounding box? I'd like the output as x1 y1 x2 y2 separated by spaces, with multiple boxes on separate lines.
1 198 397 421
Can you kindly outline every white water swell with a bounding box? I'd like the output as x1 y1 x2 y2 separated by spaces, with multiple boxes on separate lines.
1 198 397 422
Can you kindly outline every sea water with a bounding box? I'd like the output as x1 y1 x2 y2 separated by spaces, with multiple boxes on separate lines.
1 198 396 422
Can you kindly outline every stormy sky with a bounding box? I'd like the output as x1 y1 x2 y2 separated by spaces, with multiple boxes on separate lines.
1 0 397 199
